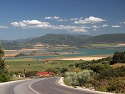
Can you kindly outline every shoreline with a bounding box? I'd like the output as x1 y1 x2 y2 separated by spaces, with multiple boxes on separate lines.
56 54 112 61
4 54 113 61
60 57 105 61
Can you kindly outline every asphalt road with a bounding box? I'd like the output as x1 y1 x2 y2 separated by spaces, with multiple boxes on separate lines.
0 77 108 94
0 78 45 94
0 80 31 94
31 77 100 94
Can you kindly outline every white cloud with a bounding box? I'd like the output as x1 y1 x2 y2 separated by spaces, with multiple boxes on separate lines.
84 16 105 22
45 16 66 22
72 29 87 32
23 20 42 24
44 16 60 20
50 25 88 32
74 19 86 24
74 16 106 24
44 17 52 19
53 16 60 19
102 24 108 27
11 20 50 28
11 20 89 32
120 22 125 24
111 25 121 28
92 25 100 28
57 19 67 22
70 18 79 21
11 22 26 27
0 25 9 28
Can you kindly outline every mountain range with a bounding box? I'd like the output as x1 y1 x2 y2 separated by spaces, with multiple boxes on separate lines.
1 33 125 50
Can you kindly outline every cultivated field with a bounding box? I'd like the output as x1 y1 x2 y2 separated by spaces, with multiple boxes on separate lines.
6 59 82 72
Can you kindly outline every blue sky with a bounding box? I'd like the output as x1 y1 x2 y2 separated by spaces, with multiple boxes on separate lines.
0 0 125 40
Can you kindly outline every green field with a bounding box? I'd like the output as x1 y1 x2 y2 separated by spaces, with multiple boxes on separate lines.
6 59 81 72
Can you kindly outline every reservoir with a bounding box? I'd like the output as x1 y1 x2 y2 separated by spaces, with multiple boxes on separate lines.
5 47 125 60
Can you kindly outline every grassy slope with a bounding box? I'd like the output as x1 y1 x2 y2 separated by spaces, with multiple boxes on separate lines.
6 59 81 72
86 34 125 44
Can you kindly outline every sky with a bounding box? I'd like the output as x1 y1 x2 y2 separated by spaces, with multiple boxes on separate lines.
0 0 125 40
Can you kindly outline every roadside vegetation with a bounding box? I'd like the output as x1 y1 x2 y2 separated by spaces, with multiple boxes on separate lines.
0 46 10 82
63 51 125 93
1 44 125 93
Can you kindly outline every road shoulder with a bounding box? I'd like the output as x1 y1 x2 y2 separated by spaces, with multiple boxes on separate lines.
57 77 114 94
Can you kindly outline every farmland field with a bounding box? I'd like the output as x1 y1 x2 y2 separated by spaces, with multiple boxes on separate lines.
6 59 81 72
5 46 125 72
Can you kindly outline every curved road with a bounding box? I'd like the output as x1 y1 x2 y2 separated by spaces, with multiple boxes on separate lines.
0 80 31 94
0 77 108 94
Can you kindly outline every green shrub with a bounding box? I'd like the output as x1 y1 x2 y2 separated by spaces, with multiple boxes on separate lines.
0 72 10 82
64 72 78 86
64 70 94 86
77 70 92 86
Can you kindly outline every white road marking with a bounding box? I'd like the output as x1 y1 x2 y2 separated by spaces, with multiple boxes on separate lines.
28 78 46 94
29 83 40 94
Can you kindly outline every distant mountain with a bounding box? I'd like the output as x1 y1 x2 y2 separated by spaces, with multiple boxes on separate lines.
85 34 125 44
28 34 91 46
1 34 91 49
1 33 125 50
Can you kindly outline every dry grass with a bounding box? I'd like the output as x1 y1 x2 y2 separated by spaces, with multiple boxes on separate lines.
111 63 125 68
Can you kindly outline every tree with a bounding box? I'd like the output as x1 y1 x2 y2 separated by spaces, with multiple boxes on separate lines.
0 46 5 71
111 51 125 64
0 58 5 71
90 63 111 74
0 46 4 57
0 46 10 82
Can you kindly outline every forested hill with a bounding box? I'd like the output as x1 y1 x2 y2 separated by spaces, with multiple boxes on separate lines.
27 34 91 46
2 33 125 49
85 34 125 44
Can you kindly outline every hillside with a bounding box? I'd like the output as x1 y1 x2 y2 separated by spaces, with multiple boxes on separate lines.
1 33 125 50
28 34 91 46
1 34 91 49
85 34 125 44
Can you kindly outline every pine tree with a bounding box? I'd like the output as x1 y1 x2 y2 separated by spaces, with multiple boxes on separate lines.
0 46 5 71
0 46 10 82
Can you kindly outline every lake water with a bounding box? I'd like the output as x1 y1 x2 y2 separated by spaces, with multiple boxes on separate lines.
5 47 125 60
